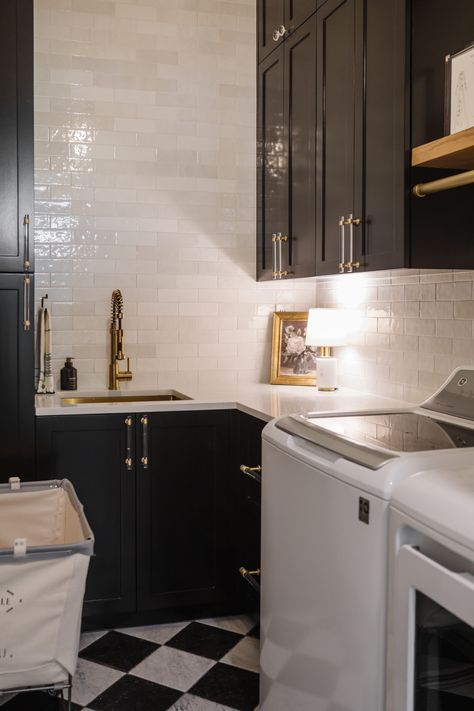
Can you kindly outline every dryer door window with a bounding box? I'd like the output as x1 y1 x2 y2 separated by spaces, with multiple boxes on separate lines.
414 591 474 710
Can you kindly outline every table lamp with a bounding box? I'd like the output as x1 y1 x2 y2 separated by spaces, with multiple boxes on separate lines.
305 308 350 391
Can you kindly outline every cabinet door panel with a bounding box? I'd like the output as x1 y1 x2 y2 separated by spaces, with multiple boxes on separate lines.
0 274 34 481
137 411 232 612
257 49 286 280
316 0 357 275
285 15 317 277
236 413 264 608
36 415 136 618
258 0 285 61
285 0 318 32
0 0 33 272
362 0 406 271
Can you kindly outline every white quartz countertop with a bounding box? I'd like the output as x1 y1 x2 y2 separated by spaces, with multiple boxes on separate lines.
36 383 410 421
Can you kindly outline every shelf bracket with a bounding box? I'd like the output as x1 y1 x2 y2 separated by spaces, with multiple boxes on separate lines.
412 169 474 197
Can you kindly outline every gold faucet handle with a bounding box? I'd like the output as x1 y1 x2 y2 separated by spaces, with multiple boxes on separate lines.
115 357 133 379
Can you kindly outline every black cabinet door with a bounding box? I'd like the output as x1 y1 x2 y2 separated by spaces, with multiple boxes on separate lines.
36 414 136 619
362 0 407 271
0 274 34 481
235 413 265 608
284 15 317 277
258 0 285 62
258 15 317 281
257 48 286 280
0 0 33 273
136 411 233 612
316 0 363 276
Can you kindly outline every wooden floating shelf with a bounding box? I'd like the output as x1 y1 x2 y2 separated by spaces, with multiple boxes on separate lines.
412 126 474 170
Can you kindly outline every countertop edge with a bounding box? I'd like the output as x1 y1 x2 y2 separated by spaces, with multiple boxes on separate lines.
35 385 410 422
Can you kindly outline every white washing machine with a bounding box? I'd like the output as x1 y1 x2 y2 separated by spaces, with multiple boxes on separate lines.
260 367 474 711
386 466 474 711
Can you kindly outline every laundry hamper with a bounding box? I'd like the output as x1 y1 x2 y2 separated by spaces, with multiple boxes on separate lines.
0 477 94 704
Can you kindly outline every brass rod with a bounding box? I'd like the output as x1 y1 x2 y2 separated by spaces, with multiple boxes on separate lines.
412 169 474 197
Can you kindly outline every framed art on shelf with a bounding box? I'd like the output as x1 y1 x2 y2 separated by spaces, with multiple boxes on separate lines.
270 311 317 386
445 41 474 134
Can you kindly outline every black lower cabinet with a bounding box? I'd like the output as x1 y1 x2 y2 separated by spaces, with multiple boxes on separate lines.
36 409 248 629
235 412 265 609
0 273 34 482
36 414 136 620
136 410 234 612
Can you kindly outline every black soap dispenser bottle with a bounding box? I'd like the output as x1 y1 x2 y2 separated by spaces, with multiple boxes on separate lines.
60 357 77 391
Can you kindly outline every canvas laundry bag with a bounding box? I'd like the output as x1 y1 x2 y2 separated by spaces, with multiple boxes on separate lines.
0 479 94 692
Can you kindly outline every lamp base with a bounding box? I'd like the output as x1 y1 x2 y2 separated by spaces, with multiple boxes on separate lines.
316 355 338 391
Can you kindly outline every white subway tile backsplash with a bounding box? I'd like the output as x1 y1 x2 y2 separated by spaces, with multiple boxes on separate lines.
317 269 474 402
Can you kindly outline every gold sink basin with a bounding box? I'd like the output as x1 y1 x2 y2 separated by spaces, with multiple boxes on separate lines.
61 390 192 405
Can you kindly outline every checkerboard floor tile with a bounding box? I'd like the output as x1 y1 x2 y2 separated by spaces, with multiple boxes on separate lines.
0 614 259 711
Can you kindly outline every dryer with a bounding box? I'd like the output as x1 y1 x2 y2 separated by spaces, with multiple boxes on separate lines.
387 466 474 711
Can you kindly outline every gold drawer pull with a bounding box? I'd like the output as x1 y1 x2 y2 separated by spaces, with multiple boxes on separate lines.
239 566 261 593
240 465 262 484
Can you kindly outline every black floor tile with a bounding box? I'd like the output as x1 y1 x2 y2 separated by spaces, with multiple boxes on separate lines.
190 662 259 711
0 689 81 710
165 621 243 661
247 624 260 640
79 630 159 672
88 674 182 711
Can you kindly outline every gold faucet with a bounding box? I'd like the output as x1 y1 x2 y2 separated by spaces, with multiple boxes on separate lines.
109 289 133 390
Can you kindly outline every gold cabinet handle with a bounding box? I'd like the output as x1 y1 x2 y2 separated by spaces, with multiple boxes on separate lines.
239 566 261 593
340 216 362 272
125 416 133 470
141 415 149 469
23 274 31 331
23 214 30 270
240 464 262 484
338 216 346 273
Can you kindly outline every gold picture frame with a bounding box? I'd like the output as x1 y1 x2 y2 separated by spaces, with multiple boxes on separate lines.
270 311 317 386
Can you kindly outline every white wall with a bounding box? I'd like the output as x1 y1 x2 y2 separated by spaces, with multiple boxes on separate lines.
317 269 474 403
34 0 316 391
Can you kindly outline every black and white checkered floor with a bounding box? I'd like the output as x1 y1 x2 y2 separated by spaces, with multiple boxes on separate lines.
1 614 260 711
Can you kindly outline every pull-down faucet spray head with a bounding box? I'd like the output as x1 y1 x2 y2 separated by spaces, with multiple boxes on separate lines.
109 289 132 390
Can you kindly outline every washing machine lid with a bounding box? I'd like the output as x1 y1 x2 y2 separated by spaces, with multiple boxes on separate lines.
391 467 474 551
277 411 474 470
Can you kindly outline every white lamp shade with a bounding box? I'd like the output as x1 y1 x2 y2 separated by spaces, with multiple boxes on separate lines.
305 308 356 347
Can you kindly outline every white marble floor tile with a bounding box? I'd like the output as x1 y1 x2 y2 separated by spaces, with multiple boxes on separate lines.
79 630 107 651
221 636 260 673
200 614 257 636
71 657 123 707
120 620 190 645
130 645 215 692
168 694 236 711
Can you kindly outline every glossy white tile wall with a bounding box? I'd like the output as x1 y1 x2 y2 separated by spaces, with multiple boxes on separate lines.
316 270 474 403
34 0 316 390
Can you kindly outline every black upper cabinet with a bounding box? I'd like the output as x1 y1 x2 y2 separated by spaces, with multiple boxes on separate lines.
257 49 286 280
258 14 317 280
36 414 137 619
0 0 33 273
136 410 233 612
362 0 407 272
316 0 407 276
316 0 361 276
0 274 34 481
258 0 319 62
